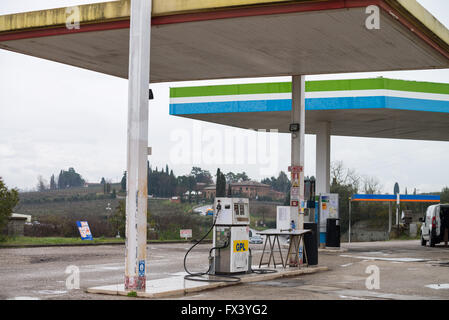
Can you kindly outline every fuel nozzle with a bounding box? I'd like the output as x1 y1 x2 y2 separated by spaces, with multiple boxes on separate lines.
216 200 222 212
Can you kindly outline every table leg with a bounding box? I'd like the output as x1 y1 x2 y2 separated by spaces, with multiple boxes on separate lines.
275 235 284 268
302 235 308 267
259 235 269 268
268 235 276 268
285 237 292 268
294 236 300 267
285 236 296 267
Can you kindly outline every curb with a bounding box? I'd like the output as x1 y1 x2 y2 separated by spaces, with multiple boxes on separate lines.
87 266 329 299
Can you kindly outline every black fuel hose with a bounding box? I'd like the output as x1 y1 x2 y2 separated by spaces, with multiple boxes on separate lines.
183 207 241 283
248 247 278 274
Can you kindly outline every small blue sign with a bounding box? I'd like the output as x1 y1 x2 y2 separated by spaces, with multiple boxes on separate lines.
76 221 93 240
138 260 145 277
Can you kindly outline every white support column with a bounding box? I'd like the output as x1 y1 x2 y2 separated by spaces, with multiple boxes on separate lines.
290 75 306 231
316 122 331 195
125 0 152 291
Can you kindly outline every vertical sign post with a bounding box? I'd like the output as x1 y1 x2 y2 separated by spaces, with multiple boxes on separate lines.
396 193 400 228
125 0 152 291
348 198 352 244
289 75 306 265
290 75 306 230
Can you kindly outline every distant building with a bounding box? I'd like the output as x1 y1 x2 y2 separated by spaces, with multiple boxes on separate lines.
183 190 202 201
200 181 285 200
1 213 31 237
11 213 32 223
170 196 181 203
202 185 218 199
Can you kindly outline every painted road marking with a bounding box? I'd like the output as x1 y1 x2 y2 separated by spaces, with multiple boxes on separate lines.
340 263 354 267
425 284 449 290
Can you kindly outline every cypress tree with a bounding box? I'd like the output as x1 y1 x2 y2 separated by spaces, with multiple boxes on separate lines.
58 170 64 189
50 174 56 190
121 171 127 191
216 168 226 197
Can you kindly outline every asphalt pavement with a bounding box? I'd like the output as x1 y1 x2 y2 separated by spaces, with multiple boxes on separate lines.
1 240 448 300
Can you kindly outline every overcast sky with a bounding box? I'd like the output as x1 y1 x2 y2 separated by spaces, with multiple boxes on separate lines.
1 0 449 194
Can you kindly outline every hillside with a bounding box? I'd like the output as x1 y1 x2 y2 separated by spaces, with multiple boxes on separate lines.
13 186 214 240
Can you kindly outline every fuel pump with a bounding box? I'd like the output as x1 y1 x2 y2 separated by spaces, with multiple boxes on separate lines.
183 197 275 283
211 198 251 274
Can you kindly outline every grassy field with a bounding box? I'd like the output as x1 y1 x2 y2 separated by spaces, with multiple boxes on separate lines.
0 236 200 247
15 198 121 218
18 183 122 201
0 236 125 247
11 187 213 240
10 187 285 241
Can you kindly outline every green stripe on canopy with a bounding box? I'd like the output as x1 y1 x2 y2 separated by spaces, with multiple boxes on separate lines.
170 78 449 98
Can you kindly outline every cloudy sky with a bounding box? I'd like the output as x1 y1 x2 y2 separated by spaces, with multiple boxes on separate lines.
1 0 449 194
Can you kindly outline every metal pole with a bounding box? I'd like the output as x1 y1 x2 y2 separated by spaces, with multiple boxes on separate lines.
348 198 352 243
396 194 400 229
125 0 152 291
290 75 306 230
317 195 321 246
316 122 331 194
388 201 392 234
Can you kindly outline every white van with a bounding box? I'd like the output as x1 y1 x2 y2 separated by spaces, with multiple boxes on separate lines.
420 204 449 247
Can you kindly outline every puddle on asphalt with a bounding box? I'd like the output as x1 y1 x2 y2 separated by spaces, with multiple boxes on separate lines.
251 279 306 288
168 272 189 277
339 295 368 300
81 263 124 272
8 296 40 300
425 284 449 290
356 251 390 256
432 261 449 267
335 289 434 300
340 255 429 263
37 290 68 295
29 256 59 264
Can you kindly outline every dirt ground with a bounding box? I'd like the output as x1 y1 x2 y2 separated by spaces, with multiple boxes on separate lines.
1 240 448 300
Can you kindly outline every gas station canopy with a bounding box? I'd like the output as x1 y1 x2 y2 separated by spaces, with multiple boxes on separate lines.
170 78 449 141
351 194 440 202
1 0 449 82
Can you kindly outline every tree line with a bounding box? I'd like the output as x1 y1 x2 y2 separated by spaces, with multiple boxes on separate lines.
37 167 85 191
120 164 215 200
0 177 19 240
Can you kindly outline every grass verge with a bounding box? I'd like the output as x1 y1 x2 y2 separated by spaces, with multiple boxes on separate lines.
0 236 125 247
0 236 207 247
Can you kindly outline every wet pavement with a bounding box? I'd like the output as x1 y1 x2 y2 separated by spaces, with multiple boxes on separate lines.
0 240 448 300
